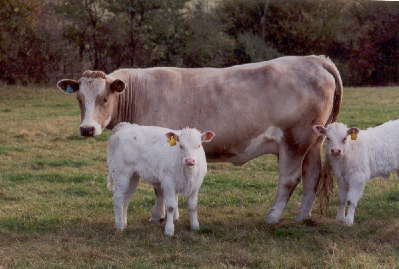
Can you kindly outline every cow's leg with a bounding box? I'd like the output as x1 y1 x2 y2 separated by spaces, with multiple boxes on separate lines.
121 173 140 228
265 145 304 224
149 183 166 223
335 175 347 222
164 187 178 236
296 138 323 221
344 176 366 226
187 191 200 231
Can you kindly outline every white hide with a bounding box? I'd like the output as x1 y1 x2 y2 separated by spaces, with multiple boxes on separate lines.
314 121 399 225
107 123 214 236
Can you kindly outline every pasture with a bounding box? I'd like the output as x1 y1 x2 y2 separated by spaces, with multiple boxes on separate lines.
0 85 399 268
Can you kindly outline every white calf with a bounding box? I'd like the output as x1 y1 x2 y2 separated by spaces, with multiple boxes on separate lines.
314 121 399 225
107 123 215 235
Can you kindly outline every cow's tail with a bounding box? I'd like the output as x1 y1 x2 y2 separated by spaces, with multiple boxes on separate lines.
317 57 343 215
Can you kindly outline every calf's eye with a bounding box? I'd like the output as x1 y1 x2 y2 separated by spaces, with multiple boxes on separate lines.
180 145 184 150
342 137 346 143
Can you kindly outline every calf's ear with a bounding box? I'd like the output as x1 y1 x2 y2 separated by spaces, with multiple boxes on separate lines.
313 125 327 136
57 79 79 93
201 131 215 142
165 132 180 142
347 127 360 136
111 79 126 93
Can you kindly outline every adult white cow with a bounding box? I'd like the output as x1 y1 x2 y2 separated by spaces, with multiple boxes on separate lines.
57 55 343 224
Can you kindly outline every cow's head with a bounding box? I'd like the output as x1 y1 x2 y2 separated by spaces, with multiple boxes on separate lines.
57 71 126 137
313 123 360 157
165 128 215 166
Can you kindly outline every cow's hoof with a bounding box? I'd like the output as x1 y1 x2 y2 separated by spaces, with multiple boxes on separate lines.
265 215 280 225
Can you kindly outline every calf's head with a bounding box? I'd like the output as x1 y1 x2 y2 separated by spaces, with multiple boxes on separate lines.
57 71 126 136
165 128 215 166
313 123 360 157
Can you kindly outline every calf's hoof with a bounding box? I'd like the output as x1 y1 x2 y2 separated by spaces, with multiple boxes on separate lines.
344 218 354 226
115 222 126 231
164 228 174 236
190 224 200 231
149 217 165 224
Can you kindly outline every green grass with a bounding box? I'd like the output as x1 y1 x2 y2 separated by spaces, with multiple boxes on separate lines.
0 86 399 268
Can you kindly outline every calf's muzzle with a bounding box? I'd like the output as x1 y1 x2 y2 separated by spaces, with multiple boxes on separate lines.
331 149 342 156
184 158 196 166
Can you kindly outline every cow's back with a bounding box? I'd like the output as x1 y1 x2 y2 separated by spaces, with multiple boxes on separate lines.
110 55 340 164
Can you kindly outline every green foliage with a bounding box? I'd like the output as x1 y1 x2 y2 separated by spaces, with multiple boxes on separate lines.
1 0 399 86
0 0 62 84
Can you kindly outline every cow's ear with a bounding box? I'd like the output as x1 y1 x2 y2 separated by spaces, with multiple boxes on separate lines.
57 79 79 93
201 131 215 142
313 125 327 136
110 79 126 93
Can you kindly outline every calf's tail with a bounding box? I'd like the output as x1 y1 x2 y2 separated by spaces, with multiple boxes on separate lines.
107 170 113 191
317 57 343 215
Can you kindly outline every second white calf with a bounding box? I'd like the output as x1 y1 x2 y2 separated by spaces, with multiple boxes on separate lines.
314 121 399 225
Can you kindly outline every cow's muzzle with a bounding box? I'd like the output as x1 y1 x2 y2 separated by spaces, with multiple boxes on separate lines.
80 126 95 136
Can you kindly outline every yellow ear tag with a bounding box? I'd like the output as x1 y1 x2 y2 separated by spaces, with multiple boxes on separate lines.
351 130 357 140
167 135 177 146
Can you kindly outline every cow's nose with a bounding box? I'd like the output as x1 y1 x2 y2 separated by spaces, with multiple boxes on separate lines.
80 126 95 136
184 158 195 166
331 149 342 155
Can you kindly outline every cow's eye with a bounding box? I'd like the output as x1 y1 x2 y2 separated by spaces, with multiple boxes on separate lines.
180 145 184 150
101 97 108 105
326 137 330 141
342 137 346 143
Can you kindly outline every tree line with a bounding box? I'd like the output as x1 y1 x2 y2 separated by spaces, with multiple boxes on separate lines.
1 0 398 86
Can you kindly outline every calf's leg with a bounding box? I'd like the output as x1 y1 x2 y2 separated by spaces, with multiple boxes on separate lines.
121 173 140 228
164 188 178 236
174 194 179 222
149 183 166 223
112 171 139 231
335 175 347 222
187 191 200 231
344 176 367 226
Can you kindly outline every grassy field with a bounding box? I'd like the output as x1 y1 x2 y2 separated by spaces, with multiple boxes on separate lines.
0 85 398 268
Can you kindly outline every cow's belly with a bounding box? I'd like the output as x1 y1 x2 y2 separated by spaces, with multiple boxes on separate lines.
206 126 282 166
226 140 279 166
